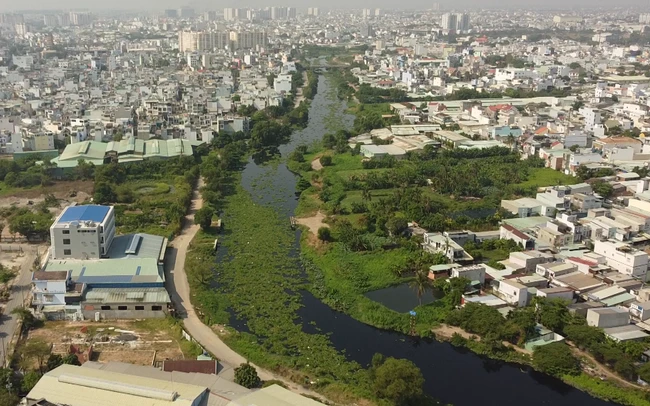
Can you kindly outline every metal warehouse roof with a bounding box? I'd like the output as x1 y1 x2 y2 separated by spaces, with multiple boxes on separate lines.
58 205 111 223
83 287 170 304
604 325 650 342
26 364 208 406
44 258 164 285
227 384 327 406
107 233 167 260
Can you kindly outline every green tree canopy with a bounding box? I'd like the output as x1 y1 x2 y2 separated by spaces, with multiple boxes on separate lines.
234 362 261 389
371 356 424 404
532 342 580 376
194 207 215 230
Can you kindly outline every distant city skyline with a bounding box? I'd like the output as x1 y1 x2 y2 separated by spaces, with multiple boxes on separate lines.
2 0 650 12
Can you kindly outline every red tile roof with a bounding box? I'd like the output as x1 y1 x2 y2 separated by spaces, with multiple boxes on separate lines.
567 257 597 266
501 224 532 241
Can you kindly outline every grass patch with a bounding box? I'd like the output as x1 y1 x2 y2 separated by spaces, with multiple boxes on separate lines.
131 317 203 358
515 168 577 189
562 373 650 406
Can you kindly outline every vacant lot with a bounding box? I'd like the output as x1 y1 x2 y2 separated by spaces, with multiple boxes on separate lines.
25 318 201 366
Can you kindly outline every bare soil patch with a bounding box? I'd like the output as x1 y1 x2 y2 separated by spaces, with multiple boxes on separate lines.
25 320 185 366
311 158 323 171
295 211 327 235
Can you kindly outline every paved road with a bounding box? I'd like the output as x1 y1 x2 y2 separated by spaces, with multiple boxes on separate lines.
0 246 40 365
165 179 324 399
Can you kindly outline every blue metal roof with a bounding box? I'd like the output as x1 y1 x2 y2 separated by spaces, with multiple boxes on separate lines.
58 205 110 223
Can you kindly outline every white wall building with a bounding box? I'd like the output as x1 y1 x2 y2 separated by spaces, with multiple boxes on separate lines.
31 270 72 307
50 205 116 260
593 240 649 280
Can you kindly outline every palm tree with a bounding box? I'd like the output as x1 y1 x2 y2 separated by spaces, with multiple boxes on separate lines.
410 269 431 306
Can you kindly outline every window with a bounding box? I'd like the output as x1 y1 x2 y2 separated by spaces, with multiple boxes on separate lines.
63 239 70 245
64 249 71 255
151 305 163 311
118 306 127 310
100 305 111 310
62 230 70 235
135 306 145 311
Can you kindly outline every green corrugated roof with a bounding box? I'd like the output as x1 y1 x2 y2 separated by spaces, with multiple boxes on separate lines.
83 287 170 304
44 258 163 284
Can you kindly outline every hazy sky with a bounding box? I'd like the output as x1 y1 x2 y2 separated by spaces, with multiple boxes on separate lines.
1 0 649 11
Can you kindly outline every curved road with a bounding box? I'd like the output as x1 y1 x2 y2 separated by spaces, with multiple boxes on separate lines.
165 179 324 400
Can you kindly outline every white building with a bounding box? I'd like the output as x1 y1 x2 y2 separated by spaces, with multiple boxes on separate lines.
579 107 601 132
593 240 649 280
451 265 486 284
496 279 529 307
273 74 292 93
50 205 116 260
31 270 72 307
586 307 630 328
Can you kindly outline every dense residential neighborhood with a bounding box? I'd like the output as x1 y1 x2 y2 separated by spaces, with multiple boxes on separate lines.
3 3 650 406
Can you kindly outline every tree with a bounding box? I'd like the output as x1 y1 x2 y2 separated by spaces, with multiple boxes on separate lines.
20 339 51 374
409 270 430 306
12 307 36 330
319 155 332 166
569 62 582 70
536 298 570 333
564 324 605 350
21 371 40 392
569 144 579 152
74 159 95 180
234 362 261 388
372 356 424 404
194 207 215 230
93 182 116 204
46 354 63 371
592 181 614 198
61 353 81 366
532 343 580 376
386 215 408 237
317 227 331 241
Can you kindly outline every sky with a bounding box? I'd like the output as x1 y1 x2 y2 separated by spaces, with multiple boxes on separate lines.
1 0 649 11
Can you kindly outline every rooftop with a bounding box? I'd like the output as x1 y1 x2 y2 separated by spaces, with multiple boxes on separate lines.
83 287 170 304
26 364 208 406
107 233 167 260
57 205 111 224
44 258 164 286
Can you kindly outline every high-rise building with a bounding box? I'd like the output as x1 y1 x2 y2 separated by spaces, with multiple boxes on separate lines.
164 9 178 18
456 13 470 31
432 2 441 11
203 11 217 21
229 30 267 50
361 9 371 18
178 30 229 52
640 13 650 24
307 7 319 16
236 8 249 20
287 7 297 19
69 12 92 26
374 9 382 17
270 7 288 20
43 15 58 27
441 13 457 31
14 23 28 36
360 24 374 37
178 7 195 18
224 8 236 21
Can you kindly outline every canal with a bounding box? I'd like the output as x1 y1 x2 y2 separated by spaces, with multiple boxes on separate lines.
240 75 618 406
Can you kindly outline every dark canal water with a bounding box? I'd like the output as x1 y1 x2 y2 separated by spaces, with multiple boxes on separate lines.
239 76 619 406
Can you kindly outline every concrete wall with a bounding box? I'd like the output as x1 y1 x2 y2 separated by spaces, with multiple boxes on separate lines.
82 303 167 319
587 309 629 328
